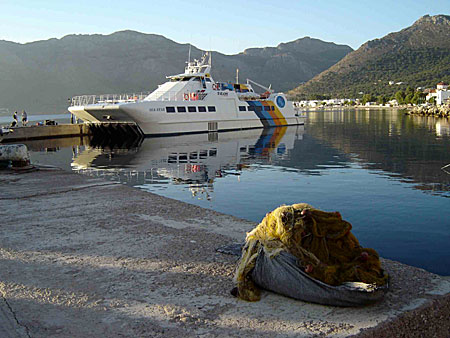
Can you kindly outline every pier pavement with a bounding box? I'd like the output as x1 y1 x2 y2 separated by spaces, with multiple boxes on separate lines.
0 124 89 143
0 168 449 337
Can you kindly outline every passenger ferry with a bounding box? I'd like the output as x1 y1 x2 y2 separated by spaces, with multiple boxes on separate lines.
69 52 305 136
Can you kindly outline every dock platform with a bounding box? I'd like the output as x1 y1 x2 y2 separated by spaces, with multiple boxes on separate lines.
0 168 449 337
0 124 89 143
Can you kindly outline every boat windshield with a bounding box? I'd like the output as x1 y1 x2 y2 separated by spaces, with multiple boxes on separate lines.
170 76 202 82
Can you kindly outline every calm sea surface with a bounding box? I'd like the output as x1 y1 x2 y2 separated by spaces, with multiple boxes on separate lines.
26 109 450 275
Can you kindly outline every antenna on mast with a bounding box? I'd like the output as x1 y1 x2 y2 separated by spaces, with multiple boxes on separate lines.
208 36 213 66
236 69 239 83
188 44 191 63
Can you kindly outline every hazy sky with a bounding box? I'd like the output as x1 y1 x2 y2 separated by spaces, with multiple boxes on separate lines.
1 1 449 54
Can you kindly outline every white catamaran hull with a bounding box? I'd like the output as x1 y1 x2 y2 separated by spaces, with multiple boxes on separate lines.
69 94 304 136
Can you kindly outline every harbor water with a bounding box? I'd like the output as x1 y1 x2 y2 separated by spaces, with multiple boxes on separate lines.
26 109 450 275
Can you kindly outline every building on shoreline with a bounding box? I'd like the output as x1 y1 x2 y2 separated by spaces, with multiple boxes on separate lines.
294 98 357 108
426 82 450 105
293 98 402 108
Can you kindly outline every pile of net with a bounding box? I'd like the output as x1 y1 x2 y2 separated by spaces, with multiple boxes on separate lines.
234 203 389 305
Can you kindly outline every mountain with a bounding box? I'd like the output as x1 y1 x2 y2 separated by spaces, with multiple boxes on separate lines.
289 14 450 100
0 32 351 113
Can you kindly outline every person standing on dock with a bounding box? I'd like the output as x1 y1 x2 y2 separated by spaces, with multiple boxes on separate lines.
21 110 28 126
11 111 18 128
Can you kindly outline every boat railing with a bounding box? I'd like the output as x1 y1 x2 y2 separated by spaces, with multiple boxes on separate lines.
70 92 151 106
71 90 208 106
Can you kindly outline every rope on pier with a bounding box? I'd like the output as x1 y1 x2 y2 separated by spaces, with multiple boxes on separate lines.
234 203 388 302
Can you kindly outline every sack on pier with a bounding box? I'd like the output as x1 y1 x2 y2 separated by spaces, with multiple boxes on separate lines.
234 203 389 306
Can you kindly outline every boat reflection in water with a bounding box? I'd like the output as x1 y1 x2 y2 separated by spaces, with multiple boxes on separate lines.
71 126 304 199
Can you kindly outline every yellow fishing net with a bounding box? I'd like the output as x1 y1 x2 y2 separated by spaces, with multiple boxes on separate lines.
234 203 389 301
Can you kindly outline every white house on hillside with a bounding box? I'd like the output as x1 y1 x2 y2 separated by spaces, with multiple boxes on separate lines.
437 82 448 90
426 82 450 105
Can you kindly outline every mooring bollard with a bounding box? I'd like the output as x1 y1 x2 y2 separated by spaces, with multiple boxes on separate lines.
0 144 31 168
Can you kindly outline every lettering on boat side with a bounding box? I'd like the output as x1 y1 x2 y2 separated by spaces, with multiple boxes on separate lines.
149 108 165 112
217 92 229 96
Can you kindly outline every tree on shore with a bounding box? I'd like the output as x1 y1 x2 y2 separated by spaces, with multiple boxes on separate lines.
362 94 376 105
377 95 387 105
395 90 405 104
411 92 426 105
405 93 414 104
309 94 330 100
405 86 415 97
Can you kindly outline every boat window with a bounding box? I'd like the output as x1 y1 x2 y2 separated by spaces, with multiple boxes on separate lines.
208 106 216 112
166 106 176 113
182 77 192 81
222 83 234 91
239 106 246 111
209 149 217 157
205 78 211 82
179 153 188 162
168 154 177 163
188 106 197 113
255 106 262 112
248 106 255 111
198 106 207 112
264 106 270 111
177 106 186 113
271 106 275 111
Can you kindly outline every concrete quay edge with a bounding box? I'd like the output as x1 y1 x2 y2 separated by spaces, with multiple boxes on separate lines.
0 168 449 337
0 124 89 143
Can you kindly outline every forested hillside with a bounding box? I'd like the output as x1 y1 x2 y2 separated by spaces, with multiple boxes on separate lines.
289 15 450 100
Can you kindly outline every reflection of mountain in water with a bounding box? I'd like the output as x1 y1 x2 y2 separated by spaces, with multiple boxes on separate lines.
71 126 305 194
307 110 450 196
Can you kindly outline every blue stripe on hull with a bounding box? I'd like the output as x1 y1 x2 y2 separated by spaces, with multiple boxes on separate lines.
247 101 276 127
253 128 276 154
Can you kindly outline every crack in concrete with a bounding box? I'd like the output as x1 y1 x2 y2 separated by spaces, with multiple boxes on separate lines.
1 293 31 338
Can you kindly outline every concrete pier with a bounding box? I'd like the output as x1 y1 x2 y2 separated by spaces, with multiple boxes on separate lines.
0 124 89 143
0 168 449 337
